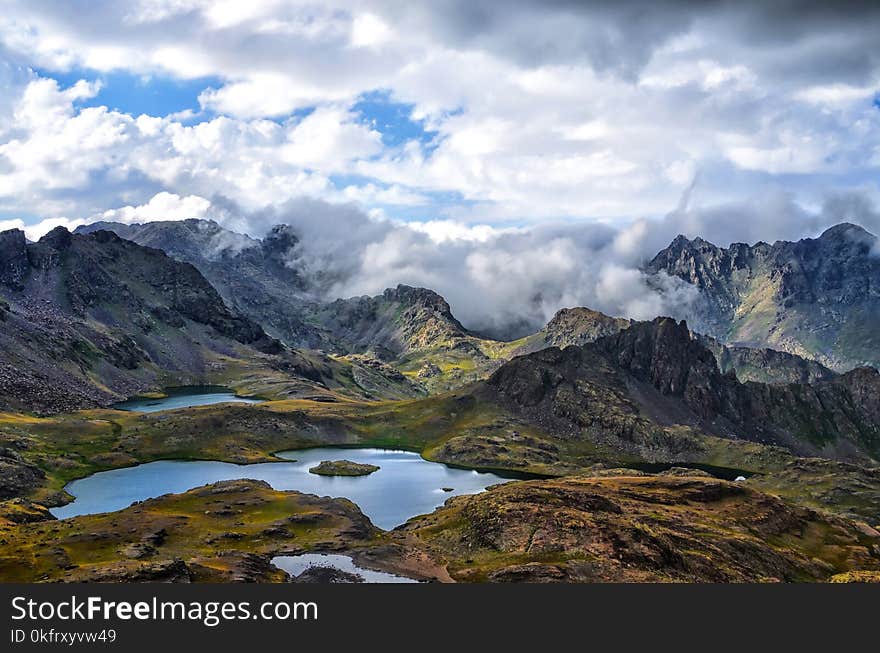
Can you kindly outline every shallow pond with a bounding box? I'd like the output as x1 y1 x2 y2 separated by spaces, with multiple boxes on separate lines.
51 448 511 529
111 385 262 413
272 553 418 583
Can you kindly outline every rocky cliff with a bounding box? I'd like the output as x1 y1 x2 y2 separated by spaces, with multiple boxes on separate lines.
485 317 880 463
77 220 329 349
646 223 880 371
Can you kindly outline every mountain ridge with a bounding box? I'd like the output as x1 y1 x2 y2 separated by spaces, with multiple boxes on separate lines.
646 222 880 371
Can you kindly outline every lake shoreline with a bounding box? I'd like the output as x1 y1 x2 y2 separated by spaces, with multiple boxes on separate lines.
51 447 517 530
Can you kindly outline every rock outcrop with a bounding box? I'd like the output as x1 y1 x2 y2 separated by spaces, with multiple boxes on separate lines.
393 475 880 582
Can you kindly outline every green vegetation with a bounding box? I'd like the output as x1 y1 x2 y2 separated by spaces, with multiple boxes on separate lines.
0 480 381 582
308 460 380 476
392 475 880 582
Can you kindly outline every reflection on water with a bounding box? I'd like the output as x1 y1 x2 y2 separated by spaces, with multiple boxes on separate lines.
273 553 418 583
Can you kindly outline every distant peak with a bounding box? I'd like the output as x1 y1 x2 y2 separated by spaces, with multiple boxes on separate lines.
819 222 873 240
38 225 72 248
384 284 447 304
670 234 693 246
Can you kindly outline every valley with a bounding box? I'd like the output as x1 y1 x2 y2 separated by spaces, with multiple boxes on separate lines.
1 220 879 583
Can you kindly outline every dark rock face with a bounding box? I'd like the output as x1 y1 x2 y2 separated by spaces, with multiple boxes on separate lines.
696 334 836 385
0 451 46 500
486 317 880 462
0 229 29 290
646 223 880 371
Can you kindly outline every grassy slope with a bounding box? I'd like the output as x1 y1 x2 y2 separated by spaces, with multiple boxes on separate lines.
392 475 880 583
0 480 381 582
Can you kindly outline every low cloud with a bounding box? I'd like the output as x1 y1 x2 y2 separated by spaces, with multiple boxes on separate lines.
17 186 880 339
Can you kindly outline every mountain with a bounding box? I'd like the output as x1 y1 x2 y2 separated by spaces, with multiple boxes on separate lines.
313 284 472 357
76 219 864 392
513 306 835 386
694 333 835 385
483 317 880 463
76 220 328 349
75 221 496 370
536 307 632 348
0 227 420 413
646 223 880 371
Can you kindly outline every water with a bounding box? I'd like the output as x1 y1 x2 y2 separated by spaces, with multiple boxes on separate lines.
51 448 511 529
111 386 262 413
272 554 418 583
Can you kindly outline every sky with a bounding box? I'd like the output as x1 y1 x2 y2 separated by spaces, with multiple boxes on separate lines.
0 1 879 334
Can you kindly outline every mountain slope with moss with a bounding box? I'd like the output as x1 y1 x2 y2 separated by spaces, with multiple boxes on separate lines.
389 474 880 583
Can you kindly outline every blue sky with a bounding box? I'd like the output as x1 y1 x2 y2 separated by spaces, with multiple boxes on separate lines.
34 67 221 120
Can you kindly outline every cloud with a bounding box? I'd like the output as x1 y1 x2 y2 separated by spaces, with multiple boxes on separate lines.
96 191 212 223
40 190 669 335
0 1 878 229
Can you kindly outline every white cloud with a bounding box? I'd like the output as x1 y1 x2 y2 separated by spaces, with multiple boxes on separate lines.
96 191 212 224
0 0 877 244
350 13 393 49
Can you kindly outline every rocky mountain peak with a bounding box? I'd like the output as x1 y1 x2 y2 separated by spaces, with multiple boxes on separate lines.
542 307 631 348
593 317 722 397
263 224 299 254
819 222 873 241
383 284 453 313
646 223 880 370
38 225 73 250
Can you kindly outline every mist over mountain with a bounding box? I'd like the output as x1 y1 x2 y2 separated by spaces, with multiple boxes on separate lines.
65 188 880 341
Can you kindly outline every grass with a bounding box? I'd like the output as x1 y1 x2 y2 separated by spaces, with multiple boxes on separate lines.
0 480 382 582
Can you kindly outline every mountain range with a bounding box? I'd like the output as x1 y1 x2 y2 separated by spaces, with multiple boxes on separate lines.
2 217 880 583
0 218 872 415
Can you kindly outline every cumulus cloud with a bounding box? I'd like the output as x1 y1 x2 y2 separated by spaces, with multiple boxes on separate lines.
0 1 878 226
95 191 212 224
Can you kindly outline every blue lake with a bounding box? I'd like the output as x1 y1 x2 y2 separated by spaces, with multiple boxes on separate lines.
51 448 510 530
111 386 262 413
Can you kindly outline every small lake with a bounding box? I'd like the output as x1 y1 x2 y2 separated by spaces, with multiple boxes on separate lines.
272 554 418 583
51 448 511 530
111 386 262 413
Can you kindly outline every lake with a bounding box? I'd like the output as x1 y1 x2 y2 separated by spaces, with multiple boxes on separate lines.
111 385 262 413
50 447 512 530
272 553 418 583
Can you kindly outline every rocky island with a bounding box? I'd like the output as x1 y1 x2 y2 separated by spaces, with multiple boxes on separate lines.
308 460 380 476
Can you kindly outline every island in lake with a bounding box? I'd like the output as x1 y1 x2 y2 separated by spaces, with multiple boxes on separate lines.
308 460 381 476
